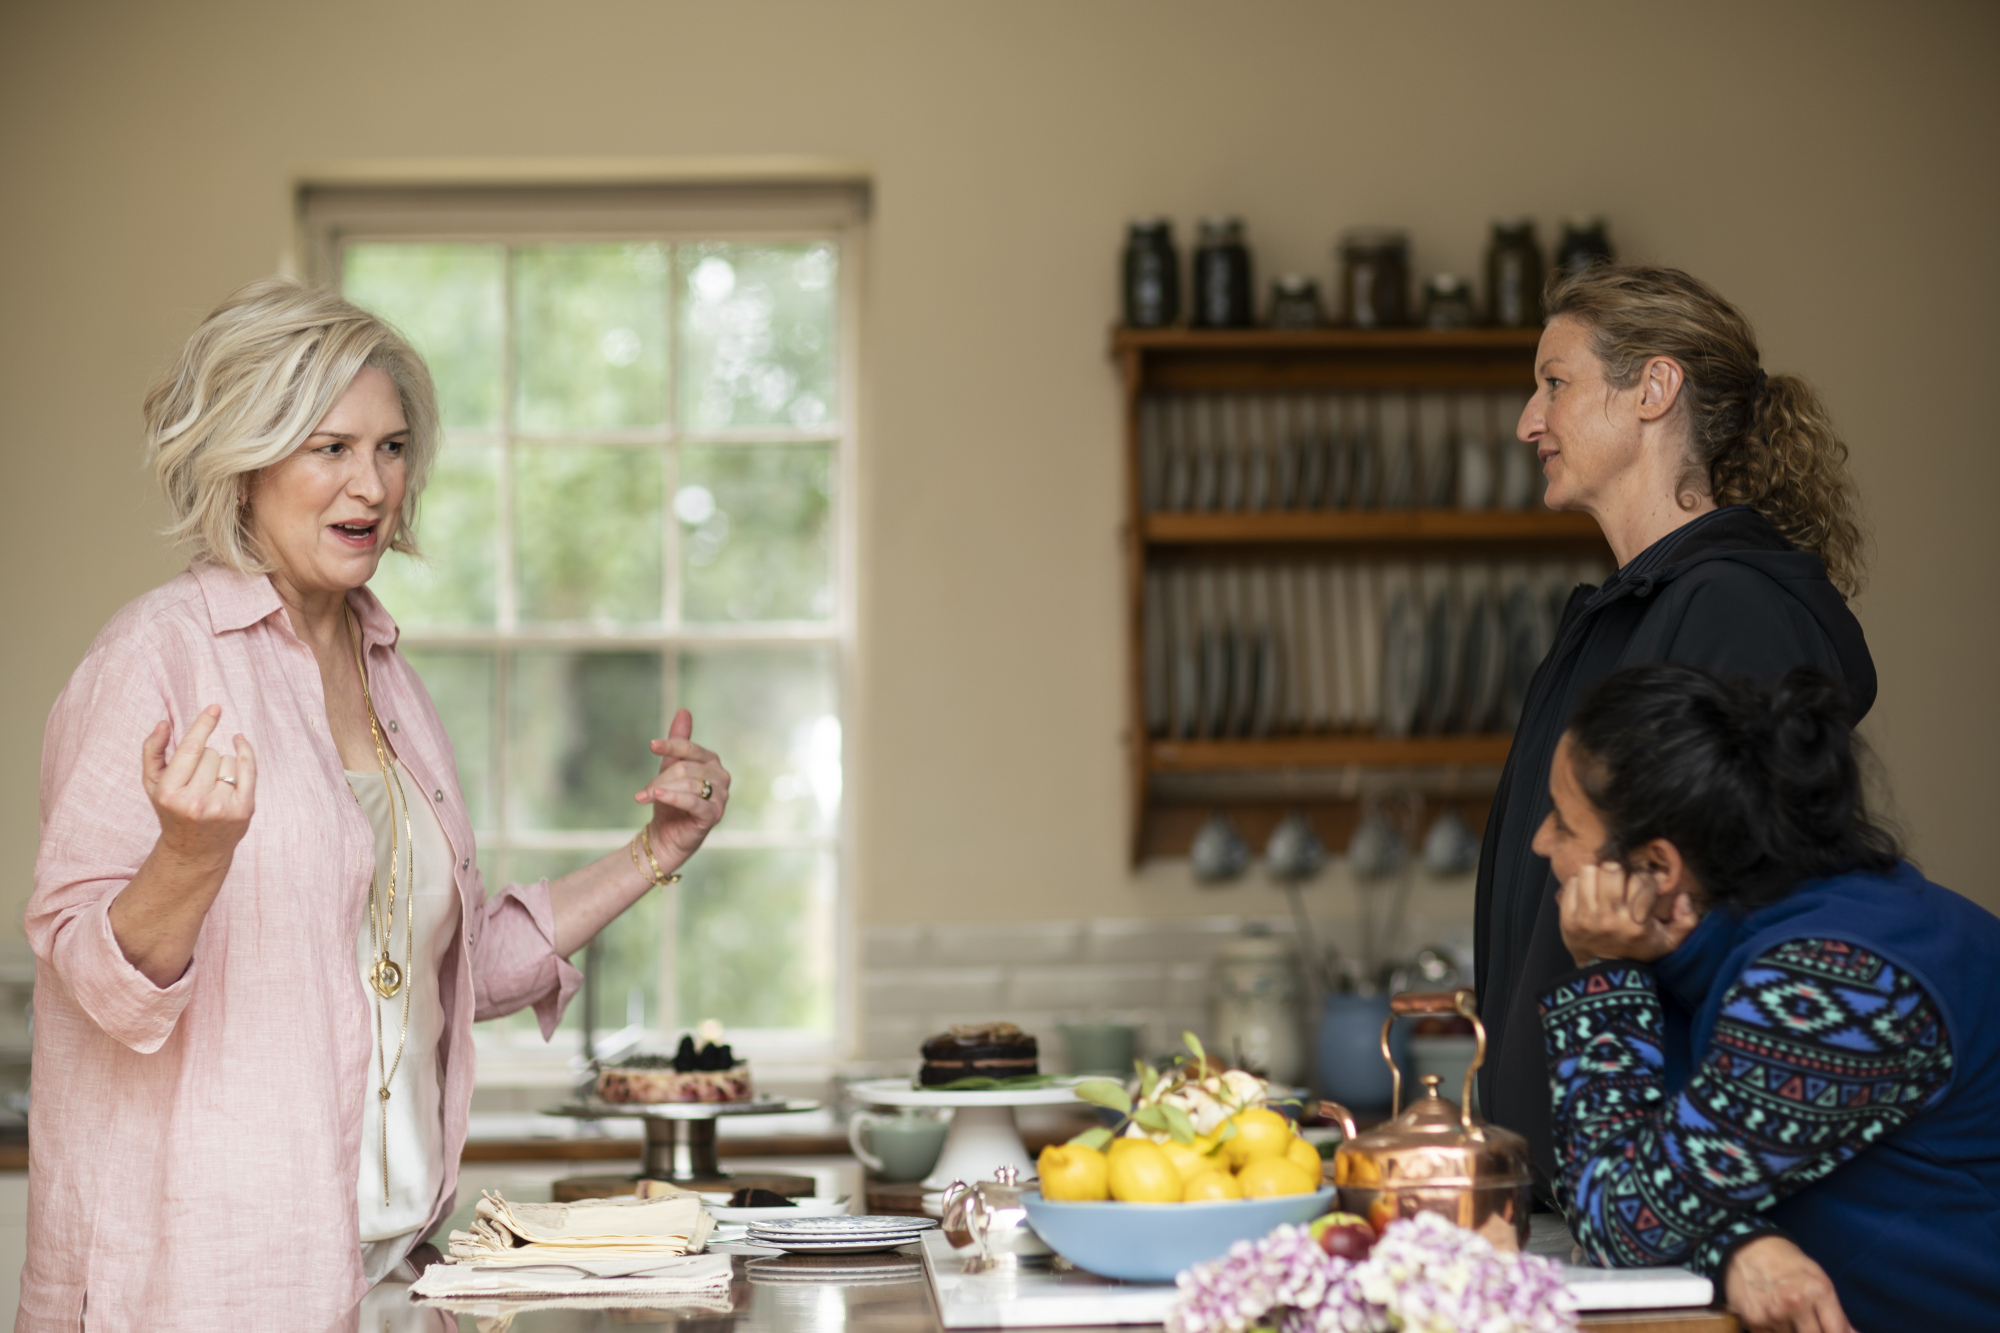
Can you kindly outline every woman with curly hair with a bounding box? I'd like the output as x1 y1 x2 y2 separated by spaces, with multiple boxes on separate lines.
1475 265 1877 1198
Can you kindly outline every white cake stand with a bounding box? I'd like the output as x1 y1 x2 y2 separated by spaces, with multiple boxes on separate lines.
846 1078 1088 1195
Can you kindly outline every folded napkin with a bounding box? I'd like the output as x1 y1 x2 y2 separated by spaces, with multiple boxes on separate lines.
443 1189 715 1268
411 1250 733 1301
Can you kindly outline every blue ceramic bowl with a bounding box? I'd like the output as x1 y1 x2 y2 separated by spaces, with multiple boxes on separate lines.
1022 1187 1336 1283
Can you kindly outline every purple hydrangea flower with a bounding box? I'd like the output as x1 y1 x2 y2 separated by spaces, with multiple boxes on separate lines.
1167 1213 1577 1333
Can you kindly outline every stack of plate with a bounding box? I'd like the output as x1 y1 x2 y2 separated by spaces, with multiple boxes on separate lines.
744 1215 938 1255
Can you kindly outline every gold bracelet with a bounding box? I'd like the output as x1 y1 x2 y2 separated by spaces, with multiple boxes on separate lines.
630 829 682 887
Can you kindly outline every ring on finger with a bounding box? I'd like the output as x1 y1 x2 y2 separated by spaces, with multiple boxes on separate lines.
219 775 237 786
699 778 713 800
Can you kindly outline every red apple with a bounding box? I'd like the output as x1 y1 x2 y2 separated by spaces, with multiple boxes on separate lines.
1308 1211 1378 1262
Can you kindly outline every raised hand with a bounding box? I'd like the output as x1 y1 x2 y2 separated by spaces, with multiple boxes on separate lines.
142 705 257 867
1556 860 1699 967
633 708 730 869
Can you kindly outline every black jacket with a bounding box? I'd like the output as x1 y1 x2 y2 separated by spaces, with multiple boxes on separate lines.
1472 506 1876 1187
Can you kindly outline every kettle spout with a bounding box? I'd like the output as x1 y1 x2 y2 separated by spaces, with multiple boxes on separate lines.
1316 1100 1358 1141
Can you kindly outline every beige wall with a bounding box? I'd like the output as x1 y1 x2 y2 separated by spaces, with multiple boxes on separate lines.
2 0 1996 940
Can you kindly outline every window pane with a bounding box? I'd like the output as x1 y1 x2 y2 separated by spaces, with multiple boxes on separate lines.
678 243 837 431
678 443 832 622
508 650 663 830
510 848 661 1033
370 442 501 627
514 445 664 624
678 649 838 835
342 243 505 433
400 648 497 830
513 243 670 433
677 848 834 1031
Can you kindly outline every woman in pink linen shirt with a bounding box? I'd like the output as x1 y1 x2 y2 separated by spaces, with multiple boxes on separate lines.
20 278 733 1331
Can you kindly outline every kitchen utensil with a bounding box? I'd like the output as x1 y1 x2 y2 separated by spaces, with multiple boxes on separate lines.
1421 807 1480 876
1268 273 1325 328
1190 811 1251 882
1191 217 1254 328
1499 576 1548 730
1338 228 1411 328
1021 1188 1336 1283
1417 571 1459 734
1319 989 1533 1251
1422 274 1476 329
1058 1022 1140 1076
1459 577 1502 734
1200 621 1231 737
1252 625 1281 737
1264 810 1326 881
940 1168 1053 1272
1455 429 1494 510
1346 804 1408 880
1378 583 1423 738
1122 218 1181 329
1298 406 1329 509
1165 396 1193 510
1143 570 1168 737
1498 433 1538 510
1486 219 1544 328
1210 926 1307 1083
1553 217 1614 280
1349 408 1379 509
848 1109 950 1183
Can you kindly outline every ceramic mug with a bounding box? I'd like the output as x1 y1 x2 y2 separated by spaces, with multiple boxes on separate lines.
848 1109 948 1183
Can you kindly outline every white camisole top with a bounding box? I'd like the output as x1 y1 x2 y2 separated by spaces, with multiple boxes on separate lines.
347 759 461 1283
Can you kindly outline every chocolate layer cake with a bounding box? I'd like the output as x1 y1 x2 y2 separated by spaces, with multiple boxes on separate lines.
596 1035 753 1104
920 1022 1039 1086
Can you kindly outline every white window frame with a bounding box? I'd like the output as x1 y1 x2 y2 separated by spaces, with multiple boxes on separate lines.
296 174 867 1073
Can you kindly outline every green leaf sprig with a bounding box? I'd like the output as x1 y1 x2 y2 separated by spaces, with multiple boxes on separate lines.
1063 1031 1240 1153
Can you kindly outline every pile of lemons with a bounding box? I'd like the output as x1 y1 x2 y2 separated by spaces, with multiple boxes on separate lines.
1037 1106 1324 1203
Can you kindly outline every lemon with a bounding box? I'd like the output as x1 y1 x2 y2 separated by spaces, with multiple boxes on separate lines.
1220 1107 1295 1169
1182 1170 1244 1202
1285 1135 1326 1181
1107 1138 1184 1202
1235 1155 1319 1198
1037 1143 1109 1201
1160 1138 1224 1186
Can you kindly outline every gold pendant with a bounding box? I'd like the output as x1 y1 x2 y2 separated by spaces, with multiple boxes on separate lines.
369 956 404 999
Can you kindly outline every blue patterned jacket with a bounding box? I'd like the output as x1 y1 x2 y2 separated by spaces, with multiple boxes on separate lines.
1539 863 2000 1333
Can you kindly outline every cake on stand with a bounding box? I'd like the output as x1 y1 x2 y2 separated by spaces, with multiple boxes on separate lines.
541 1096 822 1202
846 1079 1087 1215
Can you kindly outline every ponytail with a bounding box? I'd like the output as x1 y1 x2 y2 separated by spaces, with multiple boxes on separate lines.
1546 265 1869 597
1565 663 1901 909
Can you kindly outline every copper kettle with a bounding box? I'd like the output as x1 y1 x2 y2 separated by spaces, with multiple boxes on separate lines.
1317 989 1532 1251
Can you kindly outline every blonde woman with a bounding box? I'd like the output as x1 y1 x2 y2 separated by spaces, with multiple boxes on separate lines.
1475 266 1876 1192
21 279 731 1329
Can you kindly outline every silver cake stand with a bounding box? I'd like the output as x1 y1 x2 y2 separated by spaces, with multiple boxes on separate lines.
542 1096 822 1198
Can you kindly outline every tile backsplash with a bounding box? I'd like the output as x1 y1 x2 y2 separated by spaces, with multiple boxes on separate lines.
861 914 1425 1072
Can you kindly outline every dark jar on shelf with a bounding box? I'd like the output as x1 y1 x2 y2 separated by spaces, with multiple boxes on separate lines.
1122 218 1181 329
1486 219 1544 327
1268 273 1325 328
1338 228 1411 328
1423 274 1476 329
1191 217 1255 328
1553 217 1614 281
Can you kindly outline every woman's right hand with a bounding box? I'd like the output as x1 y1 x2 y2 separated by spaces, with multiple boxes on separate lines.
143 705 257 864
1725 1235 1853 1333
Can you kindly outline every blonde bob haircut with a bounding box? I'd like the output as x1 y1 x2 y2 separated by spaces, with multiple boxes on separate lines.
145 277 439 573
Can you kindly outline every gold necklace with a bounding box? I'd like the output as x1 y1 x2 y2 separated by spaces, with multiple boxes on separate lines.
350 609 415 1206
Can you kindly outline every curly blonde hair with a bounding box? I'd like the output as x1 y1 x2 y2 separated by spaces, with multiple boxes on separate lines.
144 277 439 573
1546 265 1867 597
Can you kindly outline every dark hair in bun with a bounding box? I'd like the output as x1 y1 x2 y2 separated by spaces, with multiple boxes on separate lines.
1564 663 1902 909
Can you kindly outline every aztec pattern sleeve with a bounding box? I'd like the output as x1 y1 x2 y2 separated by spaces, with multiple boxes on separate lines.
1538 938 1953 1277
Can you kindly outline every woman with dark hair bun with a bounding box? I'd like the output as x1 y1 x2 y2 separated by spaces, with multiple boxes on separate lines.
1477 264 1878 1200
1535 663 2000 1333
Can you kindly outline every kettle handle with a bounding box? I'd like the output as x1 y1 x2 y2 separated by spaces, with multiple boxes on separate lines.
1381 988 1486 1138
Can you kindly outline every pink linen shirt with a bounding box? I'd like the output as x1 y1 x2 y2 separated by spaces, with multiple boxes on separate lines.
21 564 582 1331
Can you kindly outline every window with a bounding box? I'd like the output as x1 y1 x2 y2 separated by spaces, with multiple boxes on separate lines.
307 183 860 1057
